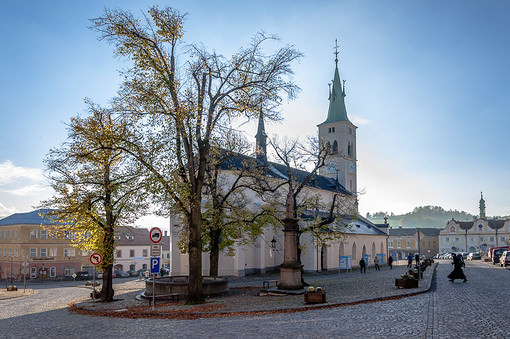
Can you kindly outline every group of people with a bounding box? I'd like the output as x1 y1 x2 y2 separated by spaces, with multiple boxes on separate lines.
358 255 394 273
357 251 468 283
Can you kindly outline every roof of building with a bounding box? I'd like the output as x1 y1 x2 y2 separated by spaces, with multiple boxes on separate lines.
389 227 441 237
0 209 65 226
300 211 387 236
220 150 352 196
448 218 508 231
318 61 351 126
115 226 151 246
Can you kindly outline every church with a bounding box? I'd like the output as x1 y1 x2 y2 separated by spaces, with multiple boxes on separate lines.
169 48 388 276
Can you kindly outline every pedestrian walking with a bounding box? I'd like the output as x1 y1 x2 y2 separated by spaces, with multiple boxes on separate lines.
374 257 380 271
415 253 420 266
448 253 467 282
407 253 413 268
388 255 393 269
359 258 366 273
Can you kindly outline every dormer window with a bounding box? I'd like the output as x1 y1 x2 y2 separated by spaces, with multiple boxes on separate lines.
124 232 134 240
450 226 455 233
478 224 483 231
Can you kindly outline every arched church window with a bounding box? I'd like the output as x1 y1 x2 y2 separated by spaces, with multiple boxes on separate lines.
348 143 353 157
478 224 483 231
326 141 331 151
450 226 455 233
332 140 338 153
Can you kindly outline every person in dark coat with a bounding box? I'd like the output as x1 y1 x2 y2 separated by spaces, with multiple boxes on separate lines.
407 253 413 268
359 258 366 273
448 253 467 282
388 255 394 269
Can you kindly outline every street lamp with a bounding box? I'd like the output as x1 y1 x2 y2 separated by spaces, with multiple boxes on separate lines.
270 237 277 249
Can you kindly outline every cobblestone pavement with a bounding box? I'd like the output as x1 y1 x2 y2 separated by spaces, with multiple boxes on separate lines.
0 260 509 338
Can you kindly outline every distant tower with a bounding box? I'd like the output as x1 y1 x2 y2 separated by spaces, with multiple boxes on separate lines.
318 40 357 194
255 110 267 164
479 192 486 219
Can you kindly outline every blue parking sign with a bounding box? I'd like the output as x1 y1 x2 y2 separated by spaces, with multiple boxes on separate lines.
150 257 160 274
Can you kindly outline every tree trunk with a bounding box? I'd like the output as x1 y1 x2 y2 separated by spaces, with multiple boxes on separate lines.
187 206 204 304
209 227 220 277
101 265 115 301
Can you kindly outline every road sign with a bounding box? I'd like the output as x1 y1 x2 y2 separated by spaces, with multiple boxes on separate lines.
21 268 28 275
149 227 163 243
90 252 103 265
150 257 160 274
150 244 161 257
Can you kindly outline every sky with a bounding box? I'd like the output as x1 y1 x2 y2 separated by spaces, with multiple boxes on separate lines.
1 0 510 229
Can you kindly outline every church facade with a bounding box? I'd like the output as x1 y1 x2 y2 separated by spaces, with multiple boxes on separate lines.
439 193 510 254
169 49 388 276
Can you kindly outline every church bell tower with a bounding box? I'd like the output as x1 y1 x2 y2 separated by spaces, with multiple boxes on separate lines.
318 40 357 194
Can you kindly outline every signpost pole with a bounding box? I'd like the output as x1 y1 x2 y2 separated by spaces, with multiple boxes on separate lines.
93 265 96 303
152 273 155 311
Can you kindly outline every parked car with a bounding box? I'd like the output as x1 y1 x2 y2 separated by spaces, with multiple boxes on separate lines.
492 248 507 265
75 271 90 280
127 270 138 277
114 270 130 278
499 251 510 267
467 252 481 261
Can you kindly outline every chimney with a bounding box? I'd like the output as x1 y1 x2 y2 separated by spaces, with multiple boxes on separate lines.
164 230 168 236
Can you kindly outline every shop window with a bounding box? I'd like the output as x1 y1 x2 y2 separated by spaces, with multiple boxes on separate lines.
50 267 56 278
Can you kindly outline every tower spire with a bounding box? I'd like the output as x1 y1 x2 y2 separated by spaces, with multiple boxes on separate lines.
479 191 486 219
319 39 350 125
255 109 267 164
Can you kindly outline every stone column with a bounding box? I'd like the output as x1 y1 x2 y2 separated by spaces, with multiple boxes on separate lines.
278 218 303 290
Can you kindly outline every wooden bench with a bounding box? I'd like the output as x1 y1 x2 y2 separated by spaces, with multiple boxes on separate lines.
262 280 279 289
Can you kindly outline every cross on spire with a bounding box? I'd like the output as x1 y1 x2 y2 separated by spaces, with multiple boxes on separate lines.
334 39 340 65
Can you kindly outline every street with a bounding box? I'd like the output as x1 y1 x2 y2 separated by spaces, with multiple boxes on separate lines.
0 261 508 338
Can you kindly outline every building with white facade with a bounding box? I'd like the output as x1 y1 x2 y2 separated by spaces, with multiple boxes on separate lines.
169 48 388 277
439 193 510 254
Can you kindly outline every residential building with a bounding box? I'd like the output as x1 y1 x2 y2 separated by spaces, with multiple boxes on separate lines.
113 226 151 273
388 227 440 260
0 209 89 280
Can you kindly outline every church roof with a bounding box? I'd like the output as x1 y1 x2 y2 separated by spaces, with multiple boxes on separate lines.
219 150 352 196
318 62 351 126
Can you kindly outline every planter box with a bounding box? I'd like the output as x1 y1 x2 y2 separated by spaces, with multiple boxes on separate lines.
395 278 418 289
304 292 326 304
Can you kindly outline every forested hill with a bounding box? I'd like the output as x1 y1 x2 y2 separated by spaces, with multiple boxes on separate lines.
367 206 477 228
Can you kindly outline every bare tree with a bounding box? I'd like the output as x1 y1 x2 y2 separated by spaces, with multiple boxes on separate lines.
253 135 356 287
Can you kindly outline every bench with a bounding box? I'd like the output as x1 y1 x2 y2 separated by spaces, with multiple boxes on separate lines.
148 293 180 306
262 280 279 289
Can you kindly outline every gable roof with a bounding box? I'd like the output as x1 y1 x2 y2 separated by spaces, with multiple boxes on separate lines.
115 226 151 246
219 150 352 196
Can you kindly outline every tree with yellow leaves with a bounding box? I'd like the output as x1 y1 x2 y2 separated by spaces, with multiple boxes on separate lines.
40 101 148 302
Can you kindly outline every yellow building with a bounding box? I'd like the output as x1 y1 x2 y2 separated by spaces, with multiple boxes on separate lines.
0 209 89 280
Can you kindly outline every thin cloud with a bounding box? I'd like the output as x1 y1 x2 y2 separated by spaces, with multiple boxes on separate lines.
5 184 49 197
350 115 370 125
0 161 44 185
0 202 17 217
